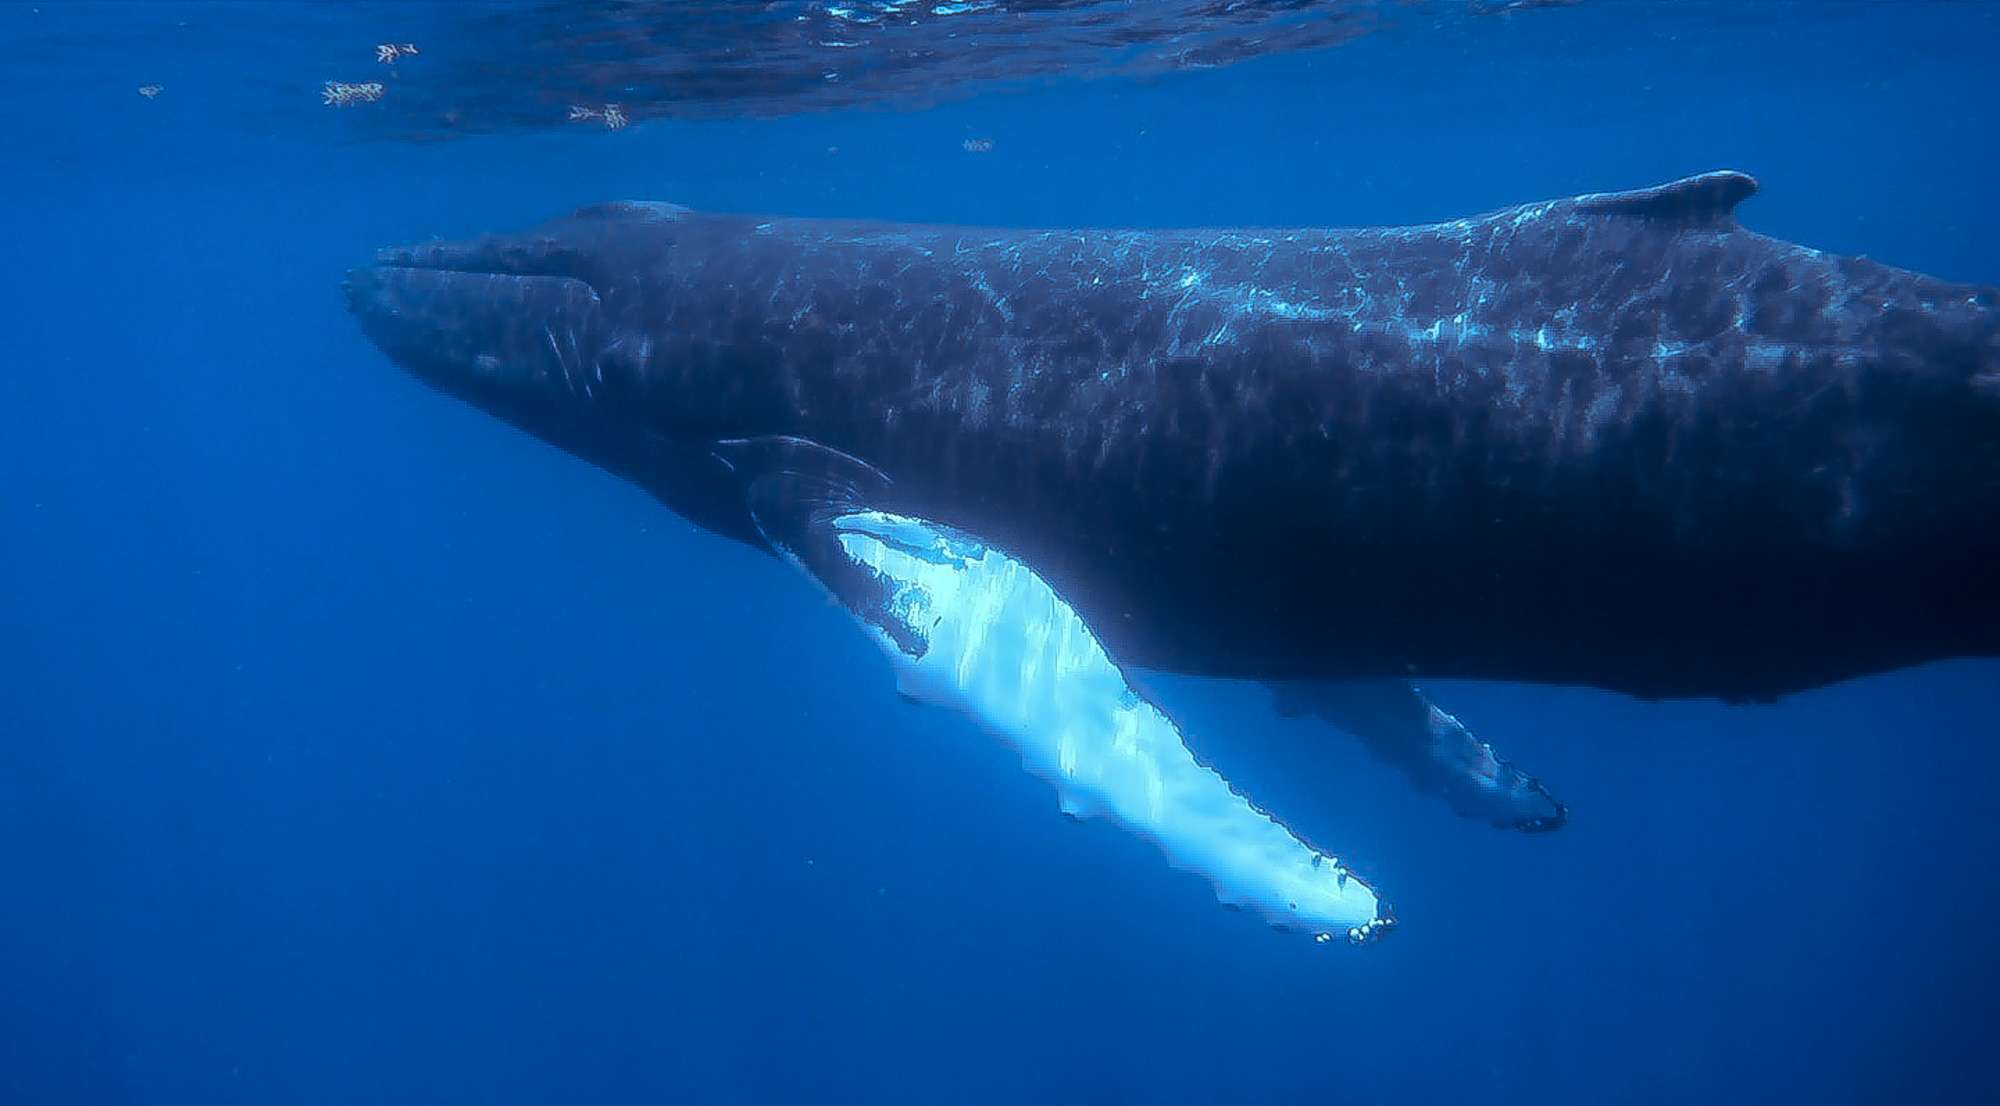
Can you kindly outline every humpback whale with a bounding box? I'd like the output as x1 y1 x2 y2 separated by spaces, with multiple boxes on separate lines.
347 172 2000 942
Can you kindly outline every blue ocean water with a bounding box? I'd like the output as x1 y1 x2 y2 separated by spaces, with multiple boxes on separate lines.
4 2 1998 1103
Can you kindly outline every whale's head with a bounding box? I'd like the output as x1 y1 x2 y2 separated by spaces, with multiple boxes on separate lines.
344 201 766 544
344 204 677 444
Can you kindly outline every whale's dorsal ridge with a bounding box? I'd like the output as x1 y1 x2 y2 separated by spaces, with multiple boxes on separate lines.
570 199 690 223
1570 170 1759 225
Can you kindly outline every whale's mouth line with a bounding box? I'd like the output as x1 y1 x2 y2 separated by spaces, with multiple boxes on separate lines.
344 256 607 324
364 236 599 289
367 258 560 277
355 262 600 297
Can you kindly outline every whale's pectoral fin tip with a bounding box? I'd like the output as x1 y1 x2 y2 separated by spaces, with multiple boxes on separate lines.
1574 169 1759 224
1512 779 1569 833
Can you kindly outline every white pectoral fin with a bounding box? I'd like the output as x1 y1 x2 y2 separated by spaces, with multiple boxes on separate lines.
729 440 1392 944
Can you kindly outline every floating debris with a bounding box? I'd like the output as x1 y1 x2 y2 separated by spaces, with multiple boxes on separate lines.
375 43 420 64
567 103 629 130
322 81 385 107
961 137 994 153
137 84 163 99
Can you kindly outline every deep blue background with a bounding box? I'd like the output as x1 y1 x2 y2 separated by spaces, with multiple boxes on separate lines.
4 3 1998 1103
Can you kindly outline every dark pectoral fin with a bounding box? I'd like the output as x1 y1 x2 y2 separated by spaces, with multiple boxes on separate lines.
1271 679 1567 833
712 434 891 540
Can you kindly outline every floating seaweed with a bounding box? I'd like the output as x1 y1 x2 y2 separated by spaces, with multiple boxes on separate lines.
566 103 629 130
322 81 385 107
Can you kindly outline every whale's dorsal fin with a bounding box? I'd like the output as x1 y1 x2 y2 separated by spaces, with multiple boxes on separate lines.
1572 170 1758 225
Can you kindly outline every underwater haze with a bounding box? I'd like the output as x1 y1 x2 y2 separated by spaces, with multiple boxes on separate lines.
4 2 1999 1104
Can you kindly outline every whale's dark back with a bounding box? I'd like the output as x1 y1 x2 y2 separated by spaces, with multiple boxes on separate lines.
350 175 2000 700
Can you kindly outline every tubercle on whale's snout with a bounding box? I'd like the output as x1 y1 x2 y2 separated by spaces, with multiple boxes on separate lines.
340 268 369 314
341 265 385 320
